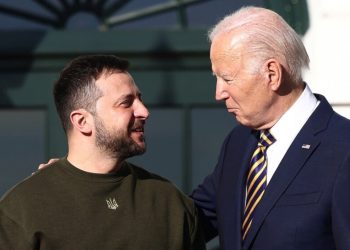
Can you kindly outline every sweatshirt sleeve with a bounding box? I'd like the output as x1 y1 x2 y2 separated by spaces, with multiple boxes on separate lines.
189 203 207 250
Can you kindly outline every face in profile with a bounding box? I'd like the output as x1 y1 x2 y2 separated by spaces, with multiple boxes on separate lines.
93 71 149 159
210 33 273 130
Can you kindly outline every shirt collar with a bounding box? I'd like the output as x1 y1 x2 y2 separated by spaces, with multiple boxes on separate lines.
269 84 319 143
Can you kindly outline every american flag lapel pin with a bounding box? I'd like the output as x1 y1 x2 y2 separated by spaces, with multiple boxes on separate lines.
301 144 311 149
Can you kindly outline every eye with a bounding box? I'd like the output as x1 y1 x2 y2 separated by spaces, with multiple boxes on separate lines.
136 93 144 103
120 98 133 107
222 77 235 85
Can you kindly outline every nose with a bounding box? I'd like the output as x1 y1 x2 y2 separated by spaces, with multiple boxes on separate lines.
134 100 149 120
215 79 229 101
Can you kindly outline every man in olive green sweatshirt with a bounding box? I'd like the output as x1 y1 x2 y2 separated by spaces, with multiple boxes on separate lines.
0 55 205 250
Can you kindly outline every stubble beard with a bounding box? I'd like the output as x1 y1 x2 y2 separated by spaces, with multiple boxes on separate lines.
94 116 146 161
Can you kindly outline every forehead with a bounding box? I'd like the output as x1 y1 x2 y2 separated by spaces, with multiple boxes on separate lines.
211 42 238 73
96 71 139 96
210 32 248 73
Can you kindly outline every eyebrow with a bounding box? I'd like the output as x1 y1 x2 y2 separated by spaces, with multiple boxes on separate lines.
214 72 232 78
114 91 141 104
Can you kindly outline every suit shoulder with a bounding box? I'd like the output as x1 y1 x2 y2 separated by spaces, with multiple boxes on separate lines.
332 111 350 127
222 124 253 146
231 124 252 136
328 112 350 139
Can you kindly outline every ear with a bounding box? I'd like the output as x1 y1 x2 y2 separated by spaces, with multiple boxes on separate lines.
70 109 93 135
264 59 282 92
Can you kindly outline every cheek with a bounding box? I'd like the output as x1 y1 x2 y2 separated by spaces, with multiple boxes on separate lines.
250 93 271 115
228 87 250 105
120 115 134 130
236 90 262 115
117 118 131 129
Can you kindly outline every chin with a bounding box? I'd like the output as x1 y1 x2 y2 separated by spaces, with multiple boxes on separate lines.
235 116 245 125
134 140 146 150
236 117 253 128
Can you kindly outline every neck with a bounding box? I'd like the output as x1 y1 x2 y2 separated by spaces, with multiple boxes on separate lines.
67 138 124 174
67 153 124 174
258 82 305 130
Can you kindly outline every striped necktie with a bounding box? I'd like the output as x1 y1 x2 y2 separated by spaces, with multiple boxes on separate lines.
242 130 276 241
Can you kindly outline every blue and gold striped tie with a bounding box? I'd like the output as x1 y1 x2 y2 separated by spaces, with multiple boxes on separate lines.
242 130 276 241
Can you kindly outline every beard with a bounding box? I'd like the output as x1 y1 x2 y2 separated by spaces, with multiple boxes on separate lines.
94 116 146 160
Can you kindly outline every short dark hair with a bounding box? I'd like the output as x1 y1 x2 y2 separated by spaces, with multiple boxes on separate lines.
53 54 130 134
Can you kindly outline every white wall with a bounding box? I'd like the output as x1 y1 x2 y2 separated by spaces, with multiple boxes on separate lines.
303 0 350 118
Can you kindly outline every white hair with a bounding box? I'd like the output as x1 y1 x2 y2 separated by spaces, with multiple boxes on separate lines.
209 6 309 83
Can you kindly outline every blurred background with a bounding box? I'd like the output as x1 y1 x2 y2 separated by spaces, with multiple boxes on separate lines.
0 0 349 248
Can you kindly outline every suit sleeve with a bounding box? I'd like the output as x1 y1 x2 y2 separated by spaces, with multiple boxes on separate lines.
332 151 350 249
190 134 231 242
189 204 207 250
0 210 33 249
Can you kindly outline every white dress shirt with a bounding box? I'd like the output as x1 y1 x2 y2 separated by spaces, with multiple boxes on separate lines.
266 85 319 184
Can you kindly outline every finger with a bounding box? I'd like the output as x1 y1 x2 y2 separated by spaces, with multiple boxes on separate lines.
47 158 60 164
38 158 60 170
38 163 46 170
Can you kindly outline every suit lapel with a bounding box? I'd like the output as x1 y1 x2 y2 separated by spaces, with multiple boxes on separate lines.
224 129 258 250
242 95 333 249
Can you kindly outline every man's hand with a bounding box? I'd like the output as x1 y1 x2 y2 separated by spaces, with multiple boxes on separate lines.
38 158 60 170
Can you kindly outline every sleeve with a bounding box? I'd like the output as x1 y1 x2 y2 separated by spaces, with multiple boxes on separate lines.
0 210 33 250
190 134 231 242
189 204 206 250
332 151 350 249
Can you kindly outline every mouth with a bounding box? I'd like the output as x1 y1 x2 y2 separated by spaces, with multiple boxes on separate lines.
131 126 144 133
227 107 237 112
130 121 145 134
130 122 146 144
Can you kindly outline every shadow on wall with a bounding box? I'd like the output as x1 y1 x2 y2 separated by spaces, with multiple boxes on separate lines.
0 31 48 196
0 31 49 106
129 34 226 250
264 0 309 35
128 33 184 190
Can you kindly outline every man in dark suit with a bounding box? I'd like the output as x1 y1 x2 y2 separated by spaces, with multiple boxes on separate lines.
191 6 350 250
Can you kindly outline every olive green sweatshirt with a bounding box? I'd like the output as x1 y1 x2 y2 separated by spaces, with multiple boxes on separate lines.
0 158 205 250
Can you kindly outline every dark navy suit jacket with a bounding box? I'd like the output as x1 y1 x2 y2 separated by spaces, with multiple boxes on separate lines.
192 95 350 250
